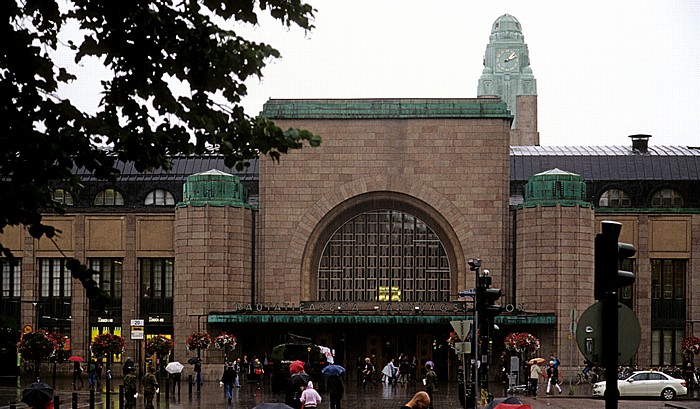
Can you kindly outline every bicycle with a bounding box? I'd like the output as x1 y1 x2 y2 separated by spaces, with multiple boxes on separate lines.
575 366 599 385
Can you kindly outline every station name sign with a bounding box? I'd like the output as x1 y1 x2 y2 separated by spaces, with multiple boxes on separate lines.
227 301 470 315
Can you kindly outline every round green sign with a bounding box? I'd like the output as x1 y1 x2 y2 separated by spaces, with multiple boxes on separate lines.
576 301 640 366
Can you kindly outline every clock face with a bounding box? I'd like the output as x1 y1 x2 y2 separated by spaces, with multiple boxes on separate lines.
496 49 519 72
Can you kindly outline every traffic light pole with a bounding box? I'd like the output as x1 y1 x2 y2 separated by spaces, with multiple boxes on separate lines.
603 290 618 409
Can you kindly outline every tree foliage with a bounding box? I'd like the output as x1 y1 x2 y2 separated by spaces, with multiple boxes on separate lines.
0 0 320 307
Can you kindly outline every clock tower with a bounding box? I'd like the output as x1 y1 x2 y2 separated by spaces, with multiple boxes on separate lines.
478 14 539 146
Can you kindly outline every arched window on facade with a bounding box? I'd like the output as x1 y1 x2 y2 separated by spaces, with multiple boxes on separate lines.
317 210 450 303
651 188 683 208
51 189 74 206
94 189 124 206
144 189 175 206
598 188 631 208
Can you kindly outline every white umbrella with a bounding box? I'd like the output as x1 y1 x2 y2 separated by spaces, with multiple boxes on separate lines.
165 361 184 374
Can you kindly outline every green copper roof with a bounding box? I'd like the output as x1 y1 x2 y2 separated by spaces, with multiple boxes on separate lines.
523 168 590 207
178 169 250 208
261 98 512 120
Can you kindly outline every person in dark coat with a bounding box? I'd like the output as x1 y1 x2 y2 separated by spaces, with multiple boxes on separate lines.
221 363 236 404
327 374 344 409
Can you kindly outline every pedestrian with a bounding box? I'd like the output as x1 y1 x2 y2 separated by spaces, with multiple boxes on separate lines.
398 357 411 385
402 390 431 409
355 357 364 384
299 380 322 409
529 362 542 397
285 369 308 409
123 357 134 377
142 366 159 409
171 370 181 397
327 373 344 409
123 366 138 409
546 360 562 395
234 358 241 387
87 359 97 389
362 357 376 386
410 357 418 383
423 363 438 409
95 361 103 388
72 360 84 389
252 357 264 388
382 358 398 384
241 355 250 382
193 358 203 385
221 362 236 404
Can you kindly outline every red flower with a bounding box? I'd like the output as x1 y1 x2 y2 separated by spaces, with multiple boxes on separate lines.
186 331 211 351
214 333 237 350
145 335 174 356
91 333 126 358
504 332 540 353
682 336 700 356
17 330 57 362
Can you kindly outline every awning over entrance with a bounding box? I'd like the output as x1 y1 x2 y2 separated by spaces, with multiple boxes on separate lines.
208 313 555 326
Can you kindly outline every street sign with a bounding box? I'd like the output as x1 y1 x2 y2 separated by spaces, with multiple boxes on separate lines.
450 319 473 342
454 342 471 354
131 326 144 340
576 301 640 366
23 325 32 333
131 319 144 326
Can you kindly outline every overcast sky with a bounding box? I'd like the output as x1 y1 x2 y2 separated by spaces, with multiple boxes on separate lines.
234 0 700 147
59 0 699 148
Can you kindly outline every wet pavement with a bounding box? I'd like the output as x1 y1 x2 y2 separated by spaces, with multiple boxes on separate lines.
2 375 700 409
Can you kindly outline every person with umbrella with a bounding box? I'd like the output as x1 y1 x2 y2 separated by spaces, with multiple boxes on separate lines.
323 365 345 409
285 362 310 409
22 382 54 409
123 357 135 377
72 359 84 389
165 361 184 397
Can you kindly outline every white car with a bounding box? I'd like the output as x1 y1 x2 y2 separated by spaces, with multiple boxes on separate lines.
592 371 687 400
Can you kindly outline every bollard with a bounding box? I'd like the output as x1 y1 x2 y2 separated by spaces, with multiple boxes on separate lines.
165 378 170 400
72 392 78 409
119 384 124 409
188 374 193 396
54 395 60 409
89 388 95 409
10 405 15 409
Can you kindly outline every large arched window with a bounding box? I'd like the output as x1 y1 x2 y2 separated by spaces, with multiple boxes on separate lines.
317 210 450 303
651 188 683 208
144 189 175 206
94 189 124 206
598 188 631 208
51 189 74 206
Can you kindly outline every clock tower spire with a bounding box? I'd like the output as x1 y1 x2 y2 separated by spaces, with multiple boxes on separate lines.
478 14 539 146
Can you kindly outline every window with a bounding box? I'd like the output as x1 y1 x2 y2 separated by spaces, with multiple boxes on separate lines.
0 258 21 298
89 259 122 299
39 258 71 298
651 259 686 365
94 189 124 206
145 189 175 206
52 189 74 206
140 258 174 315
317 210 450 302
598 189 631 208
651 188 683 208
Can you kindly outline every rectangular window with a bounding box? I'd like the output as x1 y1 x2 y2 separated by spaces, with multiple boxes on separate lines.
39 259 71 298
0 258 21 298
89 259 123 299
651 259 686 365
140 258 174 315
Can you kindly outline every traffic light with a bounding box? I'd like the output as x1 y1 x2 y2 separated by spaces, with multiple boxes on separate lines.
594 221 636 300
483 288 503 319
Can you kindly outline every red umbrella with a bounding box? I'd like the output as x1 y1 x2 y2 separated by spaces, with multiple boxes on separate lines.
289 360 305 374
67 356 84 362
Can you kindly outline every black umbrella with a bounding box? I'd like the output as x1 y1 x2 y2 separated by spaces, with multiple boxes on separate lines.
21 382 53 408
187 357 200 365
290 372 311 388
252 403 294 409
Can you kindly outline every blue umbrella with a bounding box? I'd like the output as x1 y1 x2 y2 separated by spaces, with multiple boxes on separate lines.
322 364 346 377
